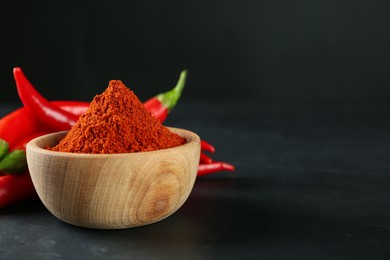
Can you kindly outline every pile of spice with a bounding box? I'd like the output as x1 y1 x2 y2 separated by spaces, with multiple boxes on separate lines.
50 80 185 153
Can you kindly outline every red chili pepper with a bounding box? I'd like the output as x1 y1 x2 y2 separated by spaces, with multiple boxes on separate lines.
200 140 216 153
0 102 88 150
0 107 48 149
144 70 187 123
197 161 235 176
0 171 37 208
51 101 89 116
13 67 80 131
0 131 53 208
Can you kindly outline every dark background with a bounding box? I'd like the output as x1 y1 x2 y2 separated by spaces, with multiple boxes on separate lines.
1 2 390 259
1 0 390 104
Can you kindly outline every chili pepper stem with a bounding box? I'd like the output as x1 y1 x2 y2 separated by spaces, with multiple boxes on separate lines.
156 70 187 112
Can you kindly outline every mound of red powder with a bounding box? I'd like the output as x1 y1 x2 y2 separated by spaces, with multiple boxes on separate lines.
50 80 185 153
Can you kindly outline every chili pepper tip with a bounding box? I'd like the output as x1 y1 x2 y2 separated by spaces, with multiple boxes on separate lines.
221 162 235 172
200 140 216 153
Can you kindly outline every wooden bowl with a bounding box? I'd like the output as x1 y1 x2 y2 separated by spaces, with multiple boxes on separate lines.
26 127 200 229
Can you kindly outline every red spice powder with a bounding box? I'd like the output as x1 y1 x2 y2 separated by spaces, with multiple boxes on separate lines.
50 80 185 153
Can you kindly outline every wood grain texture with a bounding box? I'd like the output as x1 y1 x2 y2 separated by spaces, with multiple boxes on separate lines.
26 127 200 229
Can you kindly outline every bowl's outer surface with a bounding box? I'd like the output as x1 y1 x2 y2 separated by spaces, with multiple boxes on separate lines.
26 128 200 229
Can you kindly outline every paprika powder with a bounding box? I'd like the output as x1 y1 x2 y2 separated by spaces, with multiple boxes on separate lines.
50 80 185 153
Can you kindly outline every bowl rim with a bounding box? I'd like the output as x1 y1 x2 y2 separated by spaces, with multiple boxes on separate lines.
26 127 200 158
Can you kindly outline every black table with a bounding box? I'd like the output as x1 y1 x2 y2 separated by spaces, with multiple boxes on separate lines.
1 102 389 259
